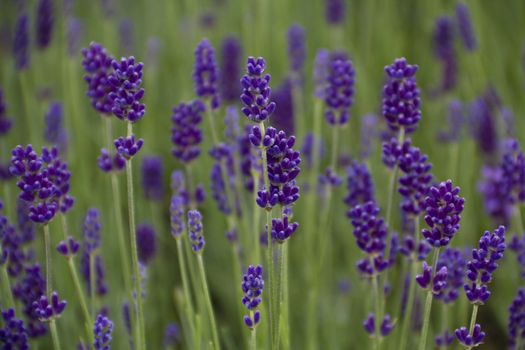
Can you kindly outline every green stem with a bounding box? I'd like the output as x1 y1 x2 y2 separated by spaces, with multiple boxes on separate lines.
89 252 96 317
465 304 479 350
43 225 52 296
281 243 290 350
126 123 146 350
251 170 262 264
1 266 15 309
206 103 220 147
418 247 441 350
250 313 257 350
330 126 339 170
175 238 196 345
372 273 381 350
197 254 221 350
441 304 449 350
49 319 62 350
398 216 420 350
274 243 285 350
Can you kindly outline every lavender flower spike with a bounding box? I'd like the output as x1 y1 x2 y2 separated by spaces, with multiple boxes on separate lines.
170 195 185 238
287 24 306 79
508 288 525 349
220 36 242 103
456 3 478 51
324 56 355 125
382 58 421 134
188 210 205 252
32 291 67 321
94 313 113 350
114 135 144 159
171 100 205 163
140 156 164 202
455 324 485 348
0 309 29 349
81 42 115 115
35 0 54 49
13 14 29 70
240 57 276 123
108 56 145 123
193 38 220 109
241 265 264 329
136 224 157 266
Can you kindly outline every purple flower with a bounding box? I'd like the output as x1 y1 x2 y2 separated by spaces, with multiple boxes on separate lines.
508 288 525 349
456 3 477 51
163 323 180 347
397 144 433 216
0 89 13 136
362 313 394 337
435 330 455 348
422 180 465 247
468 97 498 159
313 49 330 99
360 114 378 159
114 135 144 159
136 224 157 266
415 261 448 295
94 314 113 350
0 308 29 349
240 57 276 123
382 58 421 134
81 42 115 115
220 36 242 103
435 248 466 304
193 38 220 109
455 324 485 348
501 139 525 204
42 147 74 213
348 201 389 276
433 17 457 92
464 226 506 305
438 100 464 143
13 14 29 70
272 79 295 135
325 0 346 25
381 138 412 169
171 100 205 163
44 102 68 154
170 195 185 238
241 265 264 329
83 208 101 253
271 215 299 243
141 156 164 202
81 253 108 297
343 161 375 208
35 0 54 49
324 57 355 126
188 210 205 252
478 166 513 226
287 24 306 78
510 235 525 279
210 162 231 215
97 148 125 173
31 291 67 321
108 56 145 123
400 234 431 262
56 236 80 257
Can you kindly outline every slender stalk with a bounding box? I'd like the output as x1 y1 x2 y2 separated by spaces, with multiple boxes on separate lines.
125 122 146 350
89 253 96 317
252 169 262 264
418 247 441 350
49 319 62 350
1 266 15 309
250 312 257 350
206 103 220 148
330 126 339 170
440 304 449 350
372 273 381 350
197 254 220 350
465 304 479 350
281 242 290 349
175 238 196 345
274 243 286 350
398 216 420 350
43 225 52 296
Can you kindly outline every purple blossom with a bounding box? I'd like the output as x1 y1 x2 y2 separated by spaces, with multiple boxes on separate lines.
343 161 375 208
432 17 457 92
415 261 448 295
272 78 295 135
44 102 68 154
438 100 464 143
381 138 412 169
42 147 74 213
94 314 113 350
220 36 242 103
31 291 67 321
456 3 477 51
193 38 220 109
241 265 264 329
56 236 80 257
464 226 506 305
325 0 346 25
210 162 231 215
81 42 115 115
136 224 157 266
83 208 101 254
170 195 185 238
97 148 125 173
324 57 355 126
163 323 180 347
399 234 431 262
141 156 164 202
171 100 205 163
108 57 145 123
435 248 466 304
114 135 144 159
435 330 455 348
35 0 54 49
382 58 421 134
271 215 299 243
501 139 525 204
13 265 47 338
468 97 498 159
13 14 29 70
188 210 204 252
508 288 525 349
81 253 108 297
422 180 465 247
287 24 306 78
240 57 276 123
455 324 485 348
0 309 29 349
313 49 330 99
360 114 378 159
478 166 513 226
509 235 525 279
362 313 394 337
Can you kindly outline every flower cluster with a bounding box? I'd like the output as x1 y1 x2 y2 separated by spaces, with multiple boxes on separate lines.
193 39 220 109
432 16 456 92
13 14 30 71
463 226 506 305
56 236 80 258
108 56 145 123
343 161 375 208
44 102 68 153
415 261 448 295
241 265 264 329
97 148 126 173
81 42 115 114
141 156 164 202
456 3 477 51
240 57 276 123
501 139 525 204
313 49 330 99
170 195 185 238
381 138 412 169
324 57 355 125
434 248 466 304
382 58 421 134
171 100 205 163
287 24 306 78
348 201 389 276
455 324 485 348
81 208 108 296
36 0 54 49
31 292 67 322
421 180 465 247
220 36 242 103
0 308 29 349
509 235 525 279
188 210 205 252
114 135 144 160
363 313 394 337
42 147 74 213
94 314 113 350
508 288 525 349
136 224 157 266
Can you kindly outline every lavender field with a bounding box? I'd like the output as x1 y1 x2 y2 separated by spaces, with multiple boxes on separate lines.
0 0 524 349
